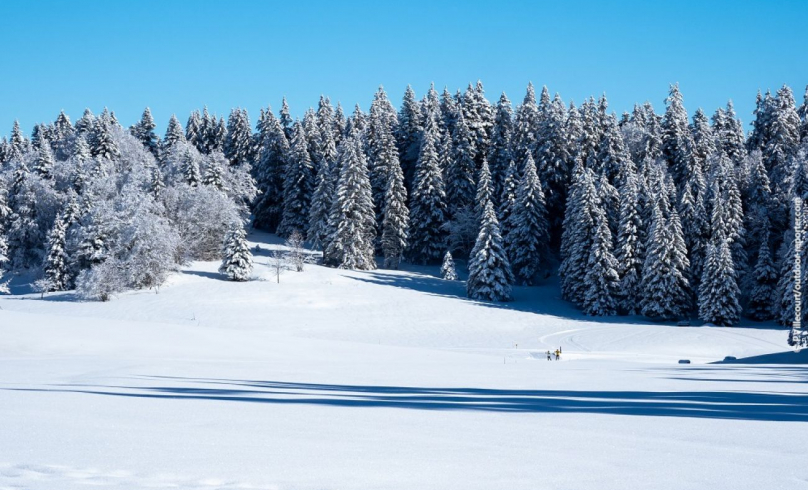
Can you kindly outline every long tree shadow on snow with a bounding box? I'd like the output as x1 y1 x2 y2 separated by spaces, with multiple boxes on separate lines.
347 270 664 327
8 375 808 422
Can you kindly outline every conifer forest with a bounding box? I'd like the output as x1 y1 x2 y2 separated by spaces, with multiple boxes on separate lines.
0 82 805 341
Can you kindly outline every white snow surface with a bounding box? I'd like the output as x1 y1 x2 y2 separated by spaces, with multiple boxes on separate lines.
1 232 806 490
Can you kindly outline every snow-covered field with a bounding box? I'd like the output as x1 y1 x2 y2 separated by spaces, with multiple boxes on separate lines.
1 232 806 490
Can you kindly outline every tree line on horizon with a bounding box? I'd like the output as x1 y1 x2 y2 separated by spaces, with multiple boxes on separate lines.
0 81 805 344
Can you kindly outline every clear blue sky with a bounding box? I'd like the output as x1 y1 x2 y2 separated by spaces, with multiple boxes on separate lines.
2 0 806 136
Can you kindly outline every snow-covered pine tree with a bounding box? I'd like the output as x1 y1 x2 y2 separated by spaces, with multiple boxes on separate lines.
661 84 692 185
163 114 186 151
185 110 203 151
396 85 423 189
639 187 692 320
497 158 519 249
252 107 290 232
537 94 571 230
441 251 458 280
280 97 294 141
367 87 401 231
447 111 477 218
508 153 549 285
225 108 253 167
765 86 801 199
51 110 75 160
560 163 599 305
43 213 69 292
380 141 409 269
512 83 540 166
616 168 644 313
475 157 493 223
8 120 27 161
130 107 159 156
747 226 778 321
597 172 620 235
219 226 253 281
89 113 120 161
707 150 748 282
278 121 315 237
202 157 225 191
323 134 376 270
34 141 54 179
407 109 447 264
467 199 513 302
488 92 513 206
308 142 338 250
181 147 201 187
583 202 620 316
698 236 741 326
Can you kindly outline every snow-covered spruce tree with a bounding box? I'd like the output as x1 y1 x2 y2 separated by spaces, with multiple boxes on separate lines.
498 158 519 249
89 111 120 161
163 114 186 151
707 150 747 282
8 120 28 161
225 108 253 167
323 134 376 270
463 81 494 165
396 85 423 188
583 202 620 316
367 87 400 229
130 107 159 156
698 237 741 326
467 199 513 302
202 157 225 191
488 92 513 206
559 163 599 305
380 144 409 269
185 110 203 152
307 151 337 250
747 227 778 321
508 153 549 285
616 168 644 313
34 141 54 179
512 82 540 166
474 156 494 223
43 213 69 292
181 147 201 187
678 156 709 294
51 110 75 161
278 97 293 140
661 84 692 185
639 193 692 321
765 86 801 200
441 251 458 280
219 226 253 281
252 107 290 232
537 94 570 228
278 121 315 237
407 110 447 264
446 111 477 218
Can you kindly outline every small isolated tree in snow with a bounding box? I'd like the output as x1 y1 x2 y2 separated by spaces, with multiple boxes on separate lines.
270 248 286 284
285 230 307 272
219 227 253 281
441 251 458 280
467 200 513 302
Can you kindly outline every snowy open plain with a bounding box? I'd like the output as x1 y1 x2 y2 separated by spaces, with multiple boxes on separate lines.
1 232 806 490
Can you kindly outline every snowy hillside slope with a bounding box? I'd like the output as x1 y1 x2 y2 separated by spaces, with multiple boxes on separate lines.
0 232 805 490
